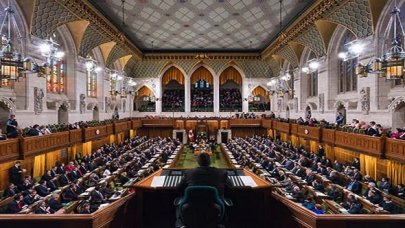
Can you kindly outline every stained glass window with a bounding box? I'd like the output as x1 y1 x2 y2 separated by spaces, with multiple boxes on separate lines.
338 32 357 93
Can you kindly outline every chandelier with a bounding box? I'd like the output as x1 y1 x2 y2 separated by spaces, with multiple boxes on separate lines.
302 58 320 74
267 70 293 98
0 1 27 81
356 4 405 79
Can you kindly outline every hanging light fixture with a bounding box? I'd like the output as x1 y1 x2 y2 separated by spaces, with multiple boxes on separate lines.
0 0 27 81
356 3 405 79
302 58 320 74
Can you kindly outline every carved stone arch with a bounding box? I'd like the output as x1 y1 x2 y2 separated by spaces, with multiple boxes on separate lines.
328 25 357 57
0 97 16 114
217 61 246 80
295 25 326 57
306 102 317 111
277 45 299 68
87 102 98 111
333 100 348 110
249 85 270 95
55 100 71 111
159 62 187 80
188 63 216 80
78 24 110 57
135 84 156 97
388 96 405 112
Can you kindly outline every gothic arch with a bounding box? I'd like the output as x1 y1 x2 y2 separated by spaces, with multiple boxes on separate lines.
188 63 216 80
0 97 16 114
305 102 318 111
388 96 405 112
217 62 246 80
333 100 348 110
160 64 187 85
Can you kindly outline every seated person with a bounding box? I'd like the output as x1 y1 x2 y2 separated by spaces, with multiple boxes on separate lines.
34 201 51 214
395 184 404 199
6 194 27 214
348 199 362 214
379 196 396 214
23 190 41 205
48 194 63 213
0 129 7 140
3 183 19 198
346 176 361 194
176 153 231 228
312 204 324 214
326 185 341 201
35 180 51 197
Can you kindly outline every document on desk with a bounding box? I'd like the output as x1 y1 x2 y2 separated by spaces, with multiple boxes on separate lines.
151 176 167 187
240 176 257 187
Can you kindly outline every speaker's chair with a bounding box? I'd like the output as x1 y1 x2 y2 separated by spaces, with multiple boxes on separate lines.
174 186 232 228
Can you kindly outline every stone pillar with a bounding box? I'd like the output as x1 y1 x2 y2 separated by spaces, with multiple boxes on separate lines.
213 74 219 114
184 74 191 114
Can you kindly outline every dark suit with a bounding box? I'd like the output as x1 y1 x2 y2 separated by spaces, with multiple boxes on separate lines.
35 185 50 197
3 187 17 198
7 200 23 214
48 198 63 213
9 166 22 185
346 181 361 194
177 166 231 196
348 202 362 214
380 201 396 214
35 207 49 214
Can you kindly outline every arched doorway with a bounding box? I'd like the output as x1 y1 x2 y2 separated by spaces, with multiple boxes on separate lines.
191 66 213 112
392 102 405 130
93 106 99 121
135 86 156 112
336 103 347 125
305 106 312 120
0 101 11 132
249 86 269 112
219 66 242 112
58 104 69 124
162 66 185 112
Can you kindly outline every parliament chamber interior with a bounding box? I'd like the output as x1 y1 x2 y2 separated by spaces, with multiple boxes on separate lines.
0 0 405 227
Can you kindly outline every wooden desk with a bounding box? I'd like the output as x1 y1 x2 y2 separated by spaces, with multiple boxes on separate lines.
133 168 272 228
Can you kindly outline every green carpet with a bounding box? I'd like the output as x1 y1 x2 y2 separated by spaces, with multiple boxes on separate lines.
174 145 231 169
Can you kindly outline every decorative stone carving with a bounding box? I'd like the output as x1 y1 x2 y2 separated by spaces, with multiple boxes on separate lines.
319 93 324 114
123 99 126 113
277 99 282 111
293 98 298 113
360 87 370 114
34 87 44 115
80 94 86 114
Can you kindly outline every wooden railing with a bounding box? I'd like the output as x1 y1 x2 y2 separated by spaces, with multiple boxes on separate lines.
229 119 262 127
261 119 272 129
69 129 83 144
297 125 321 141
334 131 384 157
263 120 393 159
0 138 20 163
83 125 108 142
106 123 114 135
142 119 174 127
131 119 142 129
114 121 130 134
385 138 405 163
21 131 70 158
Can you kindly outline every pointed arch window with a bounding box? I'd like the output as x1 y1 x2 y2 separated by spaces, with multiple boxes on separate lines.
338 32 357 93
87 54 97 97
46 33 66 94
307 52 318 97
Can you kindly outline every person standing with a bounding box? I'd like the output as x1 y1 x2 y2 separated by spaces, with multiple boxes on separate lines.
9 161 25 187
6 114 18 138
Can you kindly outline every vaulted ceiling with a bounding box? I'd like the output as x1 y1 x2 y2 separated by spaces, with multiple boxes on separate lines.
89 0 315 52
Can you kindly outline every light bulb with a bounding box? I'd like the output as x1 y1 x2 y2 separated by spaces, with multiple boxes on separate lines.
349 43 363 55
302 67 309 73
95 66 103 72
338 52 347 59
39 43 51 54
309 61 319 70
55 51 65 59
85 61 94 70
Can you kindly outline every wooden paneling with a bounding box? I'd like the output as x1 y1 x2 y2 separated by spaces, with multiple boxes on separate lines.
207 120 219 134
385 138 405 163
83 126 107 142
185 120 197 130
106 123 114 135
335 131 384 157
297 125 321 141
138 127 173 138
229 119 261 127
175 120 185 129
232 127 266 138
0 138 20 163
322 128 335 145
274 121 290 134
219 120 229 129
142 119 174 127
114 121 129 134
0 158 34 191
290 123 298 135
261 119 272 129
131 119 143 129
21 132 70 158
69 129 82 144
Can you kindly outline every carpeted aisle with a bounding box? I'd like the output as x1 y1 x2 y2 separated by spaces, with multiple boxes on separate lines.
175 144 230 169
